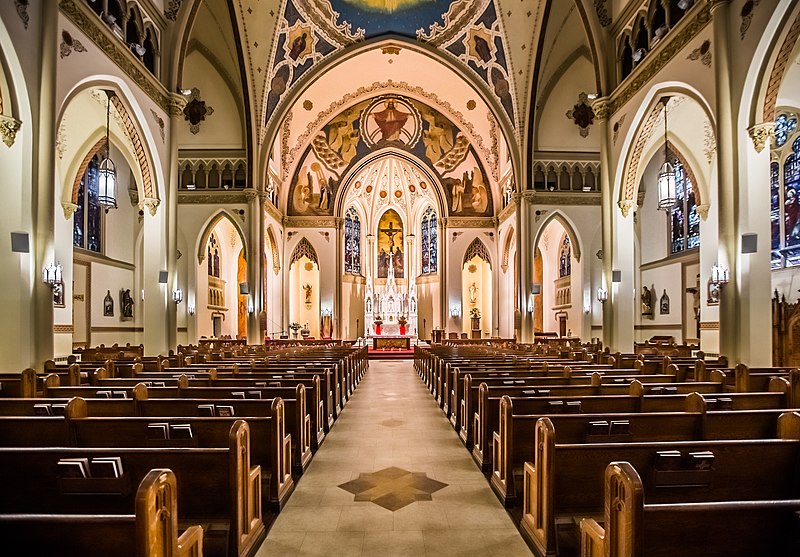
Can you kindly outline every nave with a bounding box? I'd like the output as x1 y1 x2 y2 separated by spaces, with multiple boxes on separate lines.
257 359 532 557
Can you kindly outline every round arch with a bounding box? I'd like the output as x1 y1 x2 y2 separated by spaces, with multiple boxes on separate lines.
614 82 716 214
195 210 249 266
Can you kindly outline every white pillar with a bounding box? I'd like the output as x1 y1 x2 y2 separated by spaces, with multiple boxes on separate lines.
165 95 185 351
143 200 168 356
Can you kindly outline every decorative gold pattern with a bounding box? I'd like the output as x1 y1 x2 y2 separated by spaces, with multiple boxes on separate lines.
700 321 720 330
0 115 22 148
463 237 491 266
761 10 800 122
289 237 319 266
748 122 775 153
53 324 75 334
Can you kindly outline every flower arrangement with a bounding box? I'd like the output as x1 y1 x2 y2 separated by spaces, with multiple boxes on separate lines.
289 322 301 332
470 308 481 319
397 315 407 325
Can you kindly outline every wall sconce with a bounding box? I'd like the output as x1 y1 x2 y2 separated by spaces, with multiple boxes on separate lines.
172 288 183 304
141 289 145 301
597 287 608 303
187 305 195 316
42 262 63 288
247 297 255 315
710 264 729 286
450 306 460 318
527 294 535 313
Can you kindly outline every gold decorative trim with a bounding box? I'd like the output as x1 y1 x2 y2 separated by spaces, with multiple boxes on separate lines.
700 321 720 330
178 192 249 204
529 193 602 206
91 326 144 333
497 199 517 224
53 324 74 334
634 324 683 330
61 202 78 220
441 217 495 229
140 197 160 216
0 115 22 147
748 122 774 153
58 0 170 112
284 216 338 228
263 199 283 223
618 199 637 217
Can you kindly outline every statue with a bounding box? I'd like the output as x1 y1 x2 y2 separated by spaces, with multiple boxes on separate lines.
469 282 478 305
120 289 134 320
303 284 312 309
641 285 653 317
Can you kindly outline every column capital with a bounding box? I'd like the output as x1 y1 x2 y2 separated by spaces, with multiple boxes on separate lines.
706 0 731 11
747 122 774 153
61 201 78 220
243 188 259 202
618 199 637 218
166 94 188 118
696 203 711 221
590 97 612 121
140 197 160 216
0 114 22 147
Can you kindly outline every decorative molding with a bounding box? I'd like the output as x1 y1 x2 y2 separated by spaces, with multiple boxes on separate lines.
289 237 319 266
178 192 248 204
748 122 775 153
687 39 712 67
243 188 259 202
441 217 495 229
53 324 74 334
565 92 595 137
14 0 29 29
0 115 22 147
529 193 602 206
618 199 637 217
166 94 187 118
58 0 171 112
183 88 214 134
60 30 87 58
61 202 78 220
91 326 144 333
150 109 165 142
463 237 491 266
703 120 716 162
497 199 517 224
263 199 283 223
56 119 67 158
613 113 627 144
266 227 281 276
283 216 338 228
761 10 800 121
739 0 760 39
140 197 160 216
700 321 720 330
696 204 710 221
594 0 611 27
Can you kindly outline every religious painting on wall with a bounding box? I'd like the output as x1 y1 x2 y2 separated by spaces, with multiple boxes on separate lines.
103 290 114 317
288 94 493 217
377 209 404 279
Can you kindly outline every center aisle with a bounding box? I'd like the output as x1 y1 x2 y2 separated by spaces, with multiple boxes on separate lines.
256 359 533 557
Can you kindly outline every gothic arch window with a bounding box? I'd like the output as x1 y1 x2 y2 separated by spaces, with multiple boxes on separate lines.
344 207 361 275
421 207 437 274
668 155 699 255
772 118 800 269
208 233 220 278
73 154 103 253
559 235 571 278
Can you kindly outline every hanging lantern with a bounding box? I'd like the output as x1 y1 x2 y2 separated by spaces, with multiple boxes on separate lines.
656 97 677 211
98 91 118 212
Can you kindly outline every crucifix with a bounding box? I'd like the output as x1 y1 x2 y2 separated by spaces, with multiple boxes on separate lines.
380 220 401 251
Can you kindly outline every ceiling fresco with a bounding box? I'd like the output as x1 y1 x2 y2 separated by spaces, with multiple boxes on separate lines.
264 0 516 134
288 93 493 218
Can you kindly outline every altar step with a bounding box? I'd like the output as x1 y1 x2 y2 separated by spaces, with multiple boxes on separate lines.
367 347 415 360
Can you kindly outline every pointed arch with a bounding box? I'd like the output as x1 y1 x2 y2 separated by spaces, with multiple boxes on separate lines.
463 237 492 268
196 210 248 265
69 137 107 205
501 226 515 273
532 211 583 263
290 237 319 267
266 226 280 276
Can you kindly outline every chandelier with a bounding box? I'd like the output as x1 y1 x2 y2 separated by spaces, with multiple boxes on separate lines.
656 97 677 211
98 91 117 211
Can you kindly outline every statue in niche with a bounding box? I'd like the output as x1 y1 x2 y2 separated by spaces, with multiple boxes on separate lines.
120 289 134 320
303 284 312 309
103 290 114 317
469 283 478 306
366 296 372 313
641 285 653 317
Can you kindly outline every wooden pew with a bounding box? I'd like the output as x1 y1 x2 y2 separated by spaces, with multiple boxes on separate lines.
519 413 800 557
0 468 204 557
580 461 800 557
0 420 265 557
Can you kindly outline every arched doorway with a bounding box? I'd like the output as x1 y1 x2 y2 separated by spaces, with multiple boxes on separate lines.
462 238 492 337
288 238 320 338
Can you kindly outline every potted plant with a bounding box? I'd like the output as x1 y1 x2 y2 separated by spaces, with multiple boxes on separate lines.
398 314 407 336
289 322 301 339
373 314 383 335
470 307 481 331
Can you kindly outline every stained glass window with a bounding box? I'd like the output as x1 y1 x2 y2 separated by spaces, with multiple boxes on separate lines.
208 233 220 277
771 161 781 269
669 157 699 255
421 207 438 274
344 207 361 275
775 113 797 148
559 235 571 278
73 155 102 253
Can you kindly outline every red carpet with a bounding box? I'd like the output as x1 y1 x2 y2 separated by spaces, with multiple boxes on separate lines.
367 347 415 360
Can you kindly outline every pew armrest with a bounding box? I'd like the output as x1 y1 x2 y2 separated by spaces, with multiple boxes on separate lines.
579 518 605 557
249 465 262 527
176 525 204 557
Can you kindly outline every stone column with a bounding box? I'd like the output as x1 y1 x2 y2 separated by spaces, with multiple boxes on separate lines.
708 0 739 360
165 94 186 351
517 193 533 342
244 188 261 344
335 217 344 339
439 220 448 330
406 234 415 289
32 0 59 368
592 98 615 349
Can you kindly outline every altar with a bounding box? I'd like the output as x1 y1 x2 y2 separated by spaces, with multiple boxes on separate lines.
372 336 411 350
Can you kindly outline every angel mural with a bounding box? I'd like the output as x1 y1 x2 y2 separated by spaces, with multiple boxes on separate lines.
326 107 360 164
421 109 454 163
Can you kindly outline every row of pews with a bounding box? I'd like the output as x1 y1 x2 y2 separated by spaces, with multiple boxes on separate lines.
415 342 800 557
0 343 368 557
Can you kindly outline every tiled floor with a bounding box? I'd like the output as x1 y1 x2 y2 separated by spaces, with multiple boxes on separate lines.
255 359 533 557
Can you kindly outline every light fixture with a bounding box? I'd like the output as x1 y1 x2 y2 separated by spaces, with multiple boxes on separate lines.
450 306 460 318
97 91 118 212
527 294 535 313
597 287 608 303
172 288 183 304
42 263 63 288
140 289 145 301
710 264 729 286
187 305 195 316
656 97 677 211
247 297 255 315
